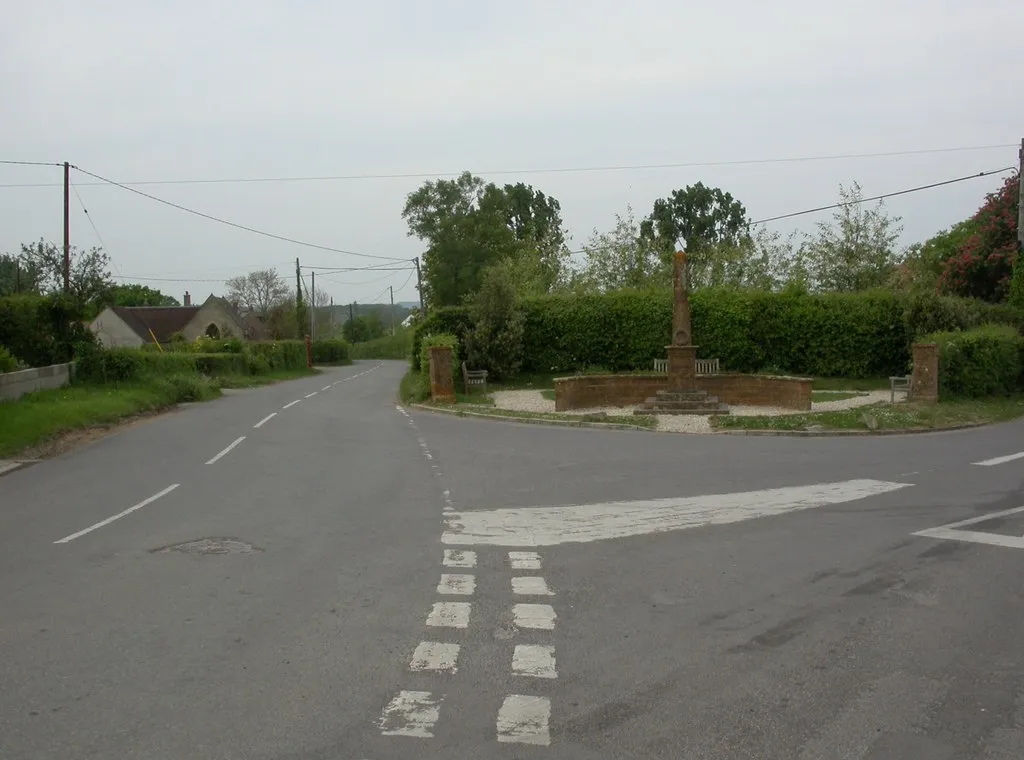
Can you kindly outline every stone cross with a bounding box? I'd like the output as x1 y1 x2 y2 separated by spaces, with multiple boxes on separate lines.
672 250 692 346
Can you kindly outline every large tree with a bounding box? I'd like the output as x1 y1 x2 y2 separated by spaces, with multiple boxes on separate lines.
0 252 43 296
639 182 751 287
798 181 903 292
401 171 568 306
571 205 665 292
18 239 113 305
102 283 179 307
225 268 290 317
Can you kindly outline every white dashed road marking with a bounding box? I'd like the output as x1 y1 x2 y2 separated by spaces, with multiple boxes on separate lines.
443 549 476 568
512 645 557 679
322 384 331 391
205 436 246 465
496 695 551 745
437 574 476 596
253 413 276 429
282 399 301 410
509 551 542 570
973 451 1024 467
409 642 460 674
378 691 442 738
305 391 318 398
426 602 471 629
512 577 554 596
513 603 557 630
54 484 180 544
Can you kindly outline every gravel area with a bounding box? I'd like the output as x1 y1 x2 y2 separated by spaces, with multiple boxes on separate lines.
489 388 905 434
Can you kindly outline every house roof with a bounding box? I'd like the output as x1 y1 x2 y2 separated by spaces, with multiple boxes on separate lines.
111 306 200 343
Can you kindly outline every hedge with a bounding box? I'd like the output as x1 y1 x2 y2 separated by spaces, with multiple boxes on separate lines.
927 324 1024 398
0 346 19 373
0 294 94 368
310 338 351 365
413 288 1023 379
249 341 309 370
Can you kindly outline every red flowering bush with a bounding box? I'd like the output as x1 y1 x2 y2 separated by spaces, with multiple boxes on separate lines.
938 173 1020 302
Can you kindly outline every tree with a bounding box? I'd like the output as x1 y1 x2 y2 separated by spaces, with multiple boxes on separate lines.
309 286 333 335
102 283 179 307
571 205 665 292
464 264 526 380
18 239 113 305
0 253 42 296
639 182 751 287
401 171 568 306
939 172 1019 302
799 182 903 292
225 268 290 317
342 312 386 343
702 226 807 291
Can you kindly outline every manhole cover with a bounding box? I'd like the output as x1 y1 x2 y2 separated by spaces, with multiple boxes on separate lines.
154 538 260 555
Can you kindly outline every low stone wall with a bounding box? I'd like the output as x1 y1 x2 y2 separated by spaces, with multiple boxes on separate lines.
0 362 74 402
554 373 812 411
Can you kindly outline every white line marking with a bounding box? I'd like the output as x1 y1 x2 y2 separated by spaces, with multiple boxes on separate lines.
512 645 557 679
426 601 471 629
282 399 301 409
443 549 476 568
973 451 1024 467
513 603 556 630
913 504 1024 549
496 694 551 745
512 577 554 596
321 385 331 391
253 413 277 429
54 484 180 544
409 641 460 673
443 479 912 547
378 691 441 738
206 436 246 465
437 574 476 596
509 551 542 570
305 391 318 398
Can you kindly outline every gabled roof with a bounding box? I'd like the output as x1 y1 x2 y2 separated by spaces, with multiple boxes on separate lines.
110 306 200 343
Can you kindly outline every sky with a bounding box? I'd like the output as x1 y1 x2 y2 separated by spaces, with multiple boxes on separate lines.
1 0 1022 308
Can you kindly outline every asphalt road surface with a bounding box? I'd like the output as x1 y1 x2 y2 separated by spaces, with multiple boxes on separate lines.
2 359 1024 759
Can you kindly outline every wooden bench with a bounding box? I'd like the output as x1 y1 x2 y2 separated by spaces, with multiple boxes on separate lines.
890 374 910 403
462 361 488 395
653 357 720 375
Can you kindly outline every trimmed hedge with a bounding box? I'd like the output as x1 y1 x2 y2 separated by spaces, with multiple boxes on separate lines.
413 289 1023 379
311 338 351 365
351 331 413 360
250 340 309 370
0 294 94 368
142 336 246 354
927 324 1024 398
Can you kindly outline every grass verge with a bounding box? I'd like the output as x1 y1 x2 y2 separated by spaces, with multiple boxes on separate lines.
421 401 657 429
812 377 889 391
810 390 869 402
713 396 1024 433
218 368 319 388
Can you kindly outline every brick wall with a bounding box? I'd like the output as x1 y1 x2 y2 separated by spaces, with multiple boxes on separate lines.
554 373 811 411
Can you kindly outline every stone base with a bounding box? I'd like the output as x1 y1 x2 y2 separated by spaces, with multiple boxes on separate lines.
634 388 731 416
666 345 698 390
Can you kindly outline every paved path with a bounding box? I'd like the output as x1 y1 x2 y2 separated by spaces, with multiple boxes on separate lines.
3 359 1024 758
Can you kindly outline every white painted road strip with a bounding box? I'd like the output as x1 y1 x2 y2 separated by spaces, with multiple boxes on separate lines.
509 551 542 570
443 549 476 568
205 436 246 465
54 484 180 544
426 601 471 629
253 412 277 429
437 574 476 596
913 505 1024 549
443 479 912 547
512 577 554 596
321 384 331 391
512 645 557 679
409 641 460 673
973 451 1024 467
497 695 551 745
282 399 301 409
379 691 441 738
513 603 557 630
305 391 318 398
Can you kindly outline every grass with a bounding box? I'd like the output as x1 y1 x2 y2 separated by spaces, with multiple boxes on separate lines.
713 396 1024 433
350 332 412 360
218 368 319 388
812 376 890 391
423 402 657 429
810 390 869 402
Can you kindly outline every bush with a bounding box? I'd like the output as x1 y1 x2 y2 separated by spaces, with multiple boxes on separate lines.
141 336 246 354
927 324 1023 398
464 266 526 380
0 345 19 373
193 353 249 376
0 294 94 368
250 340 309 370
411 308 472 371
350 331 412 360
311 338 351 365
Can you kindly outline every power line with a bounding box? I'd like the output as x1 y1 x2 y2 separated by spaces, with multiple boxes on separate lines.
749 166 1017 225
68 165 409 262
1 144 1016 188
0 159 63 167
69 179 124 278
300 263 414 272
316 268 415 287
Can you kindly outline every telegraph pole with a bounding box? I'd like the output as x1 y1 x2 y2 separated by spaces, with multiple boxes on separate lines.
310 270 316 340
63 161 70 292
1017 137 1023 247
295 258 305 336
349 301 355 324
389 285 395 335
414 257 425 316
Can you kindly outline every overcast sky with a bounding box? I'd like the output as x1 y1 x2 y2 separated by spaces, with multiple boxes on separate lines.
1 0 1021 308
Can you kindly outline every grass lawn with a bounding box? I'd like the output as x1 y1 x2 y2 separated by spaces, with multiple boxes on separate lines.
424 402 657 429
713 396 1024 433
810 390 869 402
812 377 890 391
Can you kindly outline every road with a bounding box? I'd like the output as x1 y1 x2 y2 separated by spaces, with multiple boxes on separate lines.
2 359 1024 759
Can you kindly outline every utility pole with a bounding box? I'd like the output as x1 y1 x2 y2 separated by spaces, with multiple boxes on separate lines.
414 257 425 316
63 161 70 293
295 258 304 336
330 296 334 335
1018 137 1023 247
389 285 395 335
310 270 316 340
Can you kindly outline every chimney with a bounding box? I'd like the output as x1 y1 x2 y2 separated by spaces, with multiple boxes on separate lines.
183 291 191 306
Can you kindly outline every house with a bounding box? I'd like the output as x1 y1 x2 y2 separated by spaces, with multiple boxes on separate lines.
89 292 258 348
